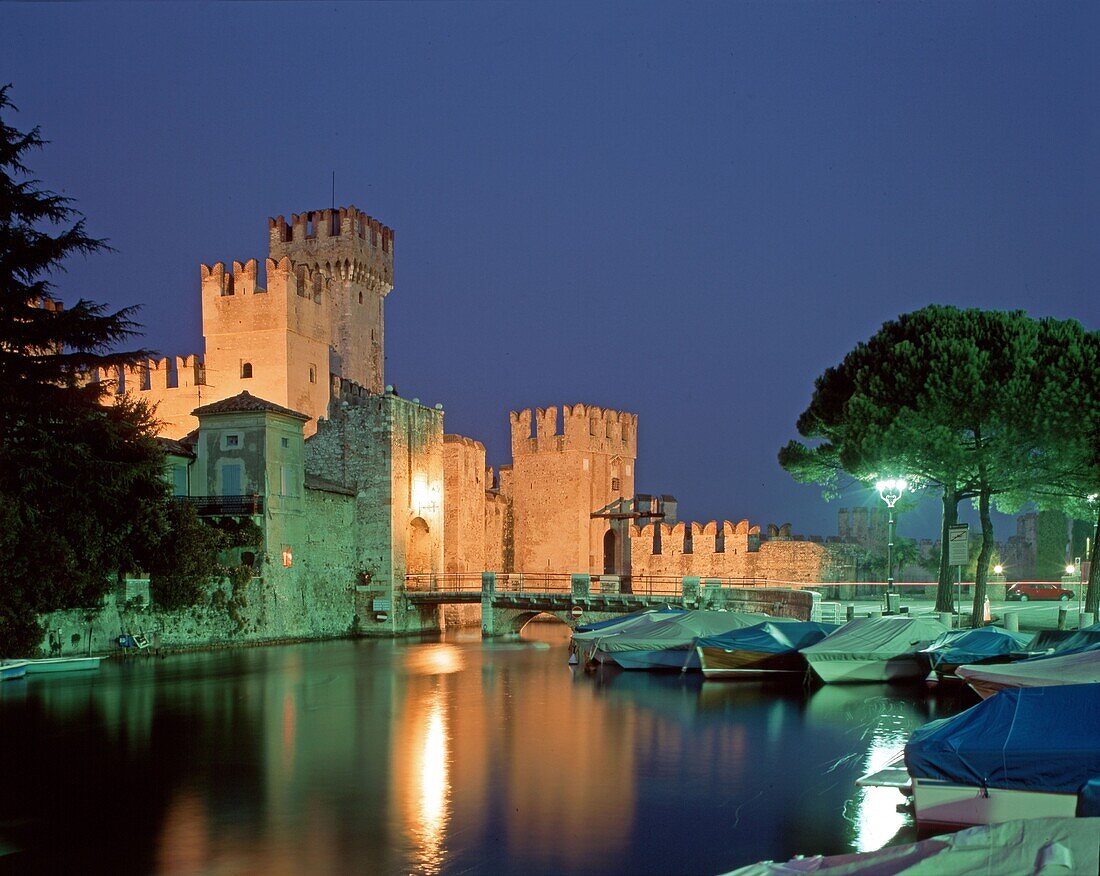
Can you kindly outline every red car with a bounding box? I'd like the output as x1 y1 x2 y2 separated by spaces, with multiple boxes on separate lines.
1006 582 1074 602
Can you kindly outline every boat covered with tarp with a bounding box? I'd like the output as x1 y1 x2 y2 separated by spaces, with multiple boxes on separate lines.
1046 623 1100 656
802 615 949 684
574 608 684 634
720 817 1100 875
921 626 1031 680
902 684 1100 828
573 609 779 670
957 648 1100 699
696 621 838 679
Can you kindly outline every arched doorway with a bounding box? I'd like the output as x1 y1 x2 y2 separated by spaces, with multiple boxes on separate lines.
603 528 618 575
407 517 432 575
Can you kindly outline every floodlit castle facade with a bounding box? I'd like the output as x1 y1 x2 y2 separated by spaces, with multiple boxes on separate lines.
65 202 845 647
102 207 394 439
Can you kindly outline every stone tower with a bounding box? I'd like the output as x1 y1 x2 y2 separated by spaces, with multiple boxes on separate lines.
191 206 394 437
505 404 638 575
268 207 394 393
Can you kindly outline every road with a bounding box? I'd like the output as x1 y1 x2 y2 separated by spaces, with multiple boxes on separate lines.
840 596 1088 632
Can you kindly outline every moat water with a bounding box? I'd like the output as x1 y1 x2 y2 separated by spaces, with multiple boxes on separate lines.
0 625 976 874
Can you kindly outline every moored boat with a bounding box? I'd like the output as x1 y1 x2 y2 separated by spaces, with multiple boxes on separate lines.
1 660 29 681
572 610 782 670
956 648 1100 699
696 621 837 679
23 656 102 674
898 684 1100 829
801 615 948 684
720 817 1100 875
921 626 1030 681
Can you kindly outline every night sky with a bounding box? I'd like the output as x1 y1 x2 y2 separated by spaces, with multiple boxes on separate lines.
5 3 1098 540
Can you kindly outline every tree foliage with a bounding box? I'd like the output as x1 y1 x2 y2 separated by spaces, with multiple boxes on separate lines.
0 86 168 653
781 305 1099 622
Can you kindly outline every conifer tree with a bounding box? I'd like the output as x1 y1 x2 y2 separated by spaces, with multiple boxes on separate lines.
0 85 167 654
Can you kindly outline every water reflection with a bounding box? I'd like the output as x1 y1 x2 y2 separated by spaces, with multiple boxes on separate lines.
0 634 974 874
398 686 450 874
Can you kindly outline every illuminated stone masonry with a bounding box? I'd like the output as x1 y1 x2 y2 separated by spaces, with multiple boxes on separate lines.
104 206 393 439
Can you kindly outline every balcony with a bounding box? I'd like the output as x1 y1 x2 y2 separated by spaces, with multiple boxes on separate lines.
171 495 264 516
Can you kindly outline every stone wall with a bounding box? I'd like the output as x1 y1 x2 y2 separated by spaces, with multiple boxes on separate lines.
443 435 488 574
305 391 444 636
508 404 637 575
630 520 849 582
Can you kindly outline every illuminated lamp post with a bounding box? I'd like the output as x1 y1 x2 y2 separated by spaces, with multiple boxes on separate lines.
876 478 907 594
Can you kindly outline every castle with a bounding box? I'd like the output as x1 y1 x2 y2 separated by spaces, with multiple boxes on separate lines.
92 203 847 642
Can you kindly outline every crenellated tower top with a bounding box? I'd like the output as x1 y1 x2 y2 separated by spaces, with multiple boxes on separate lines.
267 206 394 293
509 403 638 458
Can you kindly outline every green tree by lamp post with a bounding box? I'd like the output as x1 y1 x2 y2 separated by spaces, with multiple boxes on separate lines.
876 478 907 592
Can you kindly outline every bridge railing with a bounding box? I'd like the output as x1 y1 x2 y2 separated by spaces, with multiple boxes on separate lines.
496 573 573 593
404 573 484 593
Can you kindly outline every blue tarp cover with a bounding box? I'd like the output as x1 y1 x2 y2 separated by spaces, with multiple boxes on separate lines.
1051 624 1100 656
906 684 1100 794
922 626 1030 669
696 621 837 654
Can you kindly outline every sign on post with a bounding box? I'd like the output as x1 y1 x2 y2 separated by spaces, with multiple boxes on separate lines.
570 605 583 620
948 524 969 567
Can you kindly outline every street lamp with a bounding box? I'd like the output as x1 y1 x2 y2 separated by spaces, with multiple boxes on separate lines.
876 478 907 593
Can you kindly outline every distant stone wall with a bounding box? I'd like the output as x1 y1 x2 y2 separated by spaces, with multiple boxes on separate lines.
630 520 849 582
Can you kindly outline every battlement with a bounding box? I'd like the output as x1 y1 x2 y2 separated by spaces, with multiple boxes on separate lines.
200 257 337 303
268 207 393 251
267 206 394 291
509 403 638 456
97 354 205 394
443 434 486 452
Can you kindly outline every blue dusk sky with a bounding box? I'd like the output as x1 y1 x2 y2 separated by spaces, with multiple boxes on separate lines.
4 3 1098 541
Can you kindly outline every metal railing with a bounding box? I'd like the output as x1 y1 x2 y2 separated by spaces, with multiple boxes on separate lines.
171 495 264 516
404 573 484 593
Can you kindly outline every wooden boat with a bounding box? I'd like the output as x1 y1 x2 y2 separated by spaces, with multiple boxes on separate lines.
23 656 102 674
858 684 1100 830
1 660 29 681
696 621 837 679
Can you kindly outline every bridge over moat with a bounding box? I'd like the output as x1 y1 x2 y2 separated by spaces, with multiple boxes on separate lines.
403 573 821 636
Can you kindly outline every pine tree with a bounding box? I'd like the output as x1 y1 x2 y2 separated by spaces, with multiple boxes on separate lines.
0 85 168 654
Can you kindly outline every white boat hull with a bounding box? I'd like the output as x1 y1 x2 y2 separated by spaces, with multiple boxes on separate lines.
24 657 101 674
806 654 927 684
912 776 1079 830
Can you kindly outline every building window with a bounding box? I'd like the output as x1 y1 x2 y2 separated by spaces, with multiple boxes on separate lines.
359 291 364 304
280 465 298 497
282 545 293 568
221 462 243 496
611 477 621 493
171 464 188 497
241 362 253 379
309 365 316 384
223 433 241 449
281 437 289 449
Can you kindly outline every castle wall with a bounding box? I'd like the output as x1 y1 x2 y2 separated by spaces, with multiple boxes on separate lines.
115 354 207 439
629 519 843 582
201 259 331 435
443 435 488 574
305 392 444 636
485 491 509 572
508 404 637 575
